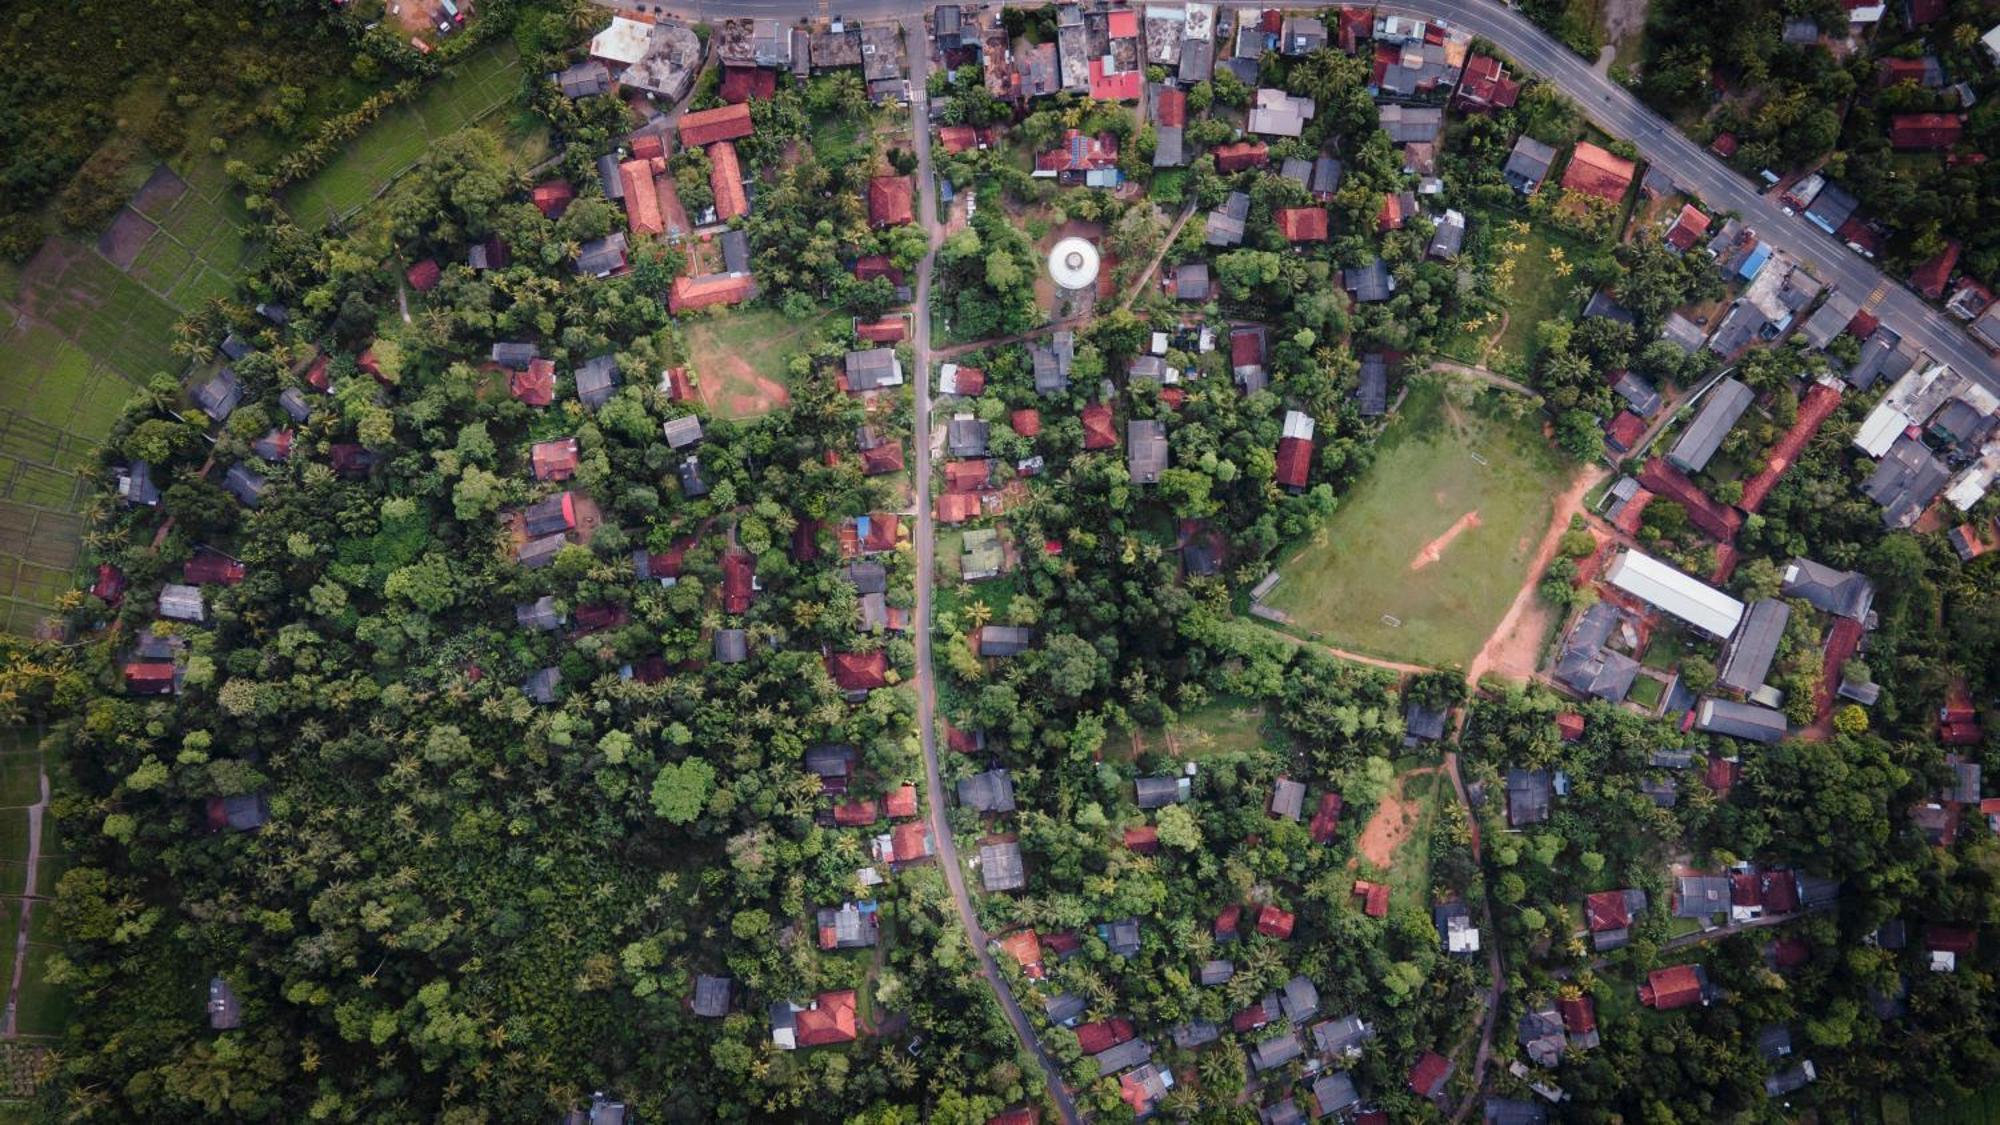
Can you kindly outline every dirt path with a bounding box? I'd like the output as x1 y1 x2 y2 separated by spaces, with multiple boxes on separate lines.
1426 359 1537 398
2 763 49 1038
1253 625 1436 678
1409 510 1483 572
1479 310 1511 364
1466 465 1607 687
1116 200 1200 313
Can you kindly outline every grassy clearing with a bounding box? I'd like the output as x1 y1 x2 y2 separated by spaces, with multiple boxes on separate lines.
1483 219 1588 367
1262 379 1567 666
1628 675 1665 710
284 41 522 226
1121 698 1272 762
1383 768 1442 906
684 308 832 420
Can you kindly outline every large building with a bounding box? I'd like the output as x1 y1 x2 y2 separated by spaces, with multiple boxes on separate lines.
1604 550 1746 638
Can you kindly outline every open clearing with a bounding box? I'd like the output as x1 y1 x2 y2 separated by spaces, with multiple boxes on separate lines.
685 308 833 421
1263 380 1566 667
283 41 522 227
1124 698 1270 761
1484 221 1586 366
1353 766 1443 915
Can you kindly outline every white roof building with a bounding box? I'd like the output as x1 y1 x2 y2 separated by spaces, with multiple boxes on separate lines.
590 16 654 66
1605 550 1745 638
1281 410 1315 441
1854 362 1965 457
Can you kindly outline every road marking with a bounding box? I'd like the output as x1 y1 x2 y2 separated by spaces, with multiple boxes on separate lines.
1864 282 1887 310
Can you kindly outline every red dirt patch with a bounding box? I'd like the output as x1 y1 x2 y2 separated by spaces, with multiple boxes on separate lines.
697 353 790 420
1468 467 1604 685
1355 769 1432 870
97 208 157 269
129 164 189 219
1409 510 1482 571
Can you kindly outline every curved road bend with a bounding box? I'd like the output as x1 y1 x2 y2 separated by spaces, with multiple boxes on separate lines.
902 17 1086 1124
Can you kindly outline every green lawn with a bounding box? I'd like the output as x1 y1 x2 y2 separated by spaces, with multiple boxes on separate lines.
1140 698 1272 759
1483 219 1588 368
1261 379 1569 666
1628 675 1665 710
1382 767 1443 907
284 41 523 226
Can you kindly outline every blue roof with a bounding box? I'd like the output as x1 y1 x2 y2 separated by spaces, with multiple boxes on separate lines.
855 515 872 539
1739 243 1773 281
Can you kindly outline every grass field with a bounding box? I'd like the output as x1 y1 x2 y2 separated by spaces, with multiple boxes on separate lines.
284 41 523 227
685 308 834 420
1113 697 1272 761
1262 379 1566 667
0 728 60 1047
1383 768 1444 906
1486 221 1587 367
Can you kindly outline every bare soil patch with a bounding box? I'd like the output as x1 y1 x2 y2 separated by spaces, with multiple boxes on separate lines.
1409 510 1482 571
697 353 790 419
96 209 156 270
128 165 189 219
1357 769 1433 870
1468 467 1605 684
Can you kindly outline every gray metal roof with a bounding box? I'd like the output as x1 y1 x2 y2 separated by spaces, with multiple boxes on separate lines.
1269 777 1305 820
1717 598 1790 694
1695 697 1788 742
1781 558 1874 620
1506 768 1553 826
1667 378 1754 473
575 354 619 407
1249 1031 1303 1071
959 769 1016 813
692 974 732 1017
980 841 1025 891
1127 420 1168 484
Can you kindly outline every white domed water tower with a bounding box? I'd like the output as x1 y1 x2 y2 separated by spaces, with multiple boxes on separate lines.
1047 236 1101 295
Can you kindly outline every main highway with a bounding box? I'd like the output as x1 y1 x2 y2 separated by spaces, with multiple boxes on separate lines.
625 0 1998 385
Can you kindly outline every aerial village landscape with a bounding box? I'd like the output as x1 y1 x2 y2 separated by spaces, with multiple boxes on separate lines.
3 0 2000 1121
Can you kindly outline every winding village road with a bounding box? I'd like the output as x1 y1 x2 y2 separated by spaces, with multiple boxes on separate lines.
900 16 1086 1124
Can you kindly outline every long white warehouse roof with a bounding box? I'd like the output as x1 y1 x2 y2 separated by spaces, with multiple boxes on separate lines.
1605 550 1746 638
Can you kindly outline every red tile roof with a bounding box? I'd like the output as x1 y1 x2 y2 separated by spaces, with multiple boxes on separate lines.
1740 381 1840 513
794 990 857 1046
1089 57 1143 102
1761 870 1800 914
90 563 125 604
950 366 985 395
405 259 441 292
859 441 904 475
1230 327 1265 368
531 437 580 481
532 180 574 218
303 351 330 391
1456 55 1520 110
1276 206 1329 242
1215 903 1241 938
1232 1002 1273 1033
997 930 1045 979
670 273 758 313
1556 712 1586 741
856 316 907 342
1639 964 1705 1009
1408 1051 1452 1098
1586 890 1631 932
853 255 905 283
678 102 753 147
1075 1017 1135 1055
1213 141 1269 173
1563 142 1637 203
630 133 666 161
938 124 980 153
1124 825 1160 853
1255 903 1295 939
183 553 245 586
1664 203 1712 251
1605 410 1647 452
1927 924 1977 954
1710 132 1739 157
621 156 667 234
868 175 915 227
663 366 694 402
862 512 900 553
946 726 983 754
1376 191 1411 231
721 550 754 613
891 819 929 862
1638 456 1742 542
988 1109 1037 1125
1310 791 1343 844
945 460 992 493
885 783 918 819
709 141 748 222
936 493 980 524
1558 996 1596 1036
1275 435 1313 490
719 64 776 103
1705 755 1739 796
124 663 176 693
1081 403 1118 450
1036 130 1120 175
1911 240 1961 299
1889 113 1961 149
832 797 879 826
1108 9 1139 37
1353 879 1389 917
1154 87 1187 127
827 650 889 692
1011 408 1042 437
511 358 556 406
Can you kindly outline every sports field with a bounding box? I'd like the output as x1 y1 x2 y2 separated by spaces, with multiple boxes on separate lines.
685 308 834 420
1262 378 1566 667
284 42 523 226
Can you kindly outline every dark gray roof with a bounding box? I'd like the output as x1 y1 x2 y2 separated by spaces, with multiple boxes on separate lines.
1661 312 1708 353
662 414 703 449
1405 700 1448 741
1311 155 1343 195
1206 191 1250 247
1504 136 1558 191
255 302 288 325
222 464 267 507
219 333 251 362
1312 1015 1373 1056
1173 1020 1220 1049
1506 768 1553 826
1249 1031 1304 1071
692 974 732 1017
845 347 903 391
947 417 990 457
1045 992 1086 1024
1612 371 1662 416
1270 777 1306 820
1199 959 1234 985
1695 697 1787 742
1280 156 1312 186
1485 1097 1548 1125
1518 1005 1565 1066
1136 776 1185 809
1764 1061 1816 1097
1379 103 1444 144
208 977 241 1029
1667 378 1753 473
556 60 612 97
1174 263 1210 301
1585 290 1637 325
523 494 573 537
979 626 1033 657
516 596 564 631
1313 1073 1359 1114
845 560 887 595
1344 258 1393 303
1675 875 1731 917
721 228 751 275
575 355 619 408
1100 916 1141 956
1127 420 1168 484
1756 1024 1793 1061
576 232 628 277
523 667 561 703
1357 353 1389 416
492 341 538 369
803 744 855 778
1279 975 1318 1022
980 841 1025 891
597 153 625 200
1862 436 1949 529
278 388 313 423
1717 598 1790 694
677 458 709 498
218 793 268 831
1555 601 1640 702
959 769 1016 813
1427 210 1466 259
194 368 243 421
714 628 748 663
517 532 567 569
119 461 160 506
1091 1037 1153 1076
1845 327 1914 390
1781 558 1874 621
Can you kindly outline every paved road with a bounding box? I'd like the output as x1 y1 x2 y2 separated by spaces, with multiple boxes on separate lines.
636 0 1997 385
901 17 1085 1124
